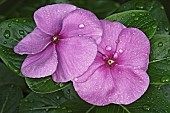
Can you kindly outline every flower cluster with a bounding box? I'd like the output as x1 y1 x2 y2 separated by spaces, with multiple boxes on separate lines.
14 4 150 106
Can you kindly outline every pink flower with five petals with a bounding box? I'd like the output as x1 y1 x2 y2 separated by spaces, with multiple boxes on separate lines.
73 20 150 105
14 4 103 82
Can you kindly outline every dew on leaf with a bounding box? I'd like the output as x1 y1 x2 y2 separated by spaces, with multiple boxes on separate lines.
160 6 164 10
19 30 25 35
158 42 163 47
3 41 7 44
143 105 150 111
67 110 72 112
134 17 139 21
8 23 12 27
136 2 144 9
3 30 11 39
59 83 64 87
152 24 157 29
161 76 170 83
62 107 66 110
164 27 169 32
131 13 135 17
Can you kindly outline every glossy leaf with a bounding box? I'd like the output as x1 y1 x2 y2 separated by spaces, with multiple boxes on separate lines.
0 18 35 76
116 0 170 35
0 84 23 113
105 10 157 39
0 62 27 91
25 77 70 94
19 85 92 113
51 0 120 19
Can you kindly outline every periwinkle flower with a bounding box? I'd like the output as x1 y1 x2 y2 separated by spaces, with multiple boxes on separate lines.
14 4 103 82
73 20 150 105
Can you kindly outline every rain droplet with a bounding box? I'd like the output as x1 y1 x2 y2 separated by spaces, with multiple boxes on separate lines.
131 13 135 17
3 41 7 44
161 76 170 83
15 19 19 22
19 30 25 35
134 17 139 20
119 49 123 53
67 110 72 113
105 46 112 51
79 24 85 29
165 27 169 32
158 42 163 47
67 89 71 94
152 24 157 29
56 96 60 99
136 3 144 9
143 105 150 111
8 23 12 27
59 83 64 87
160 6 164 10
3 30 11 39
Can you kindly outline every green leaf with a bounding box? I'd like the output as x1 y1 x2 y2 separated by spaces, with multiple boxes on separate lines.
0 62 28 91
116 0 170 35
51 0 120 19
0 18 35 77
89 35 170 113
0 84 23 113
19 85 92 113
91 84 170 113
25 77 70 94
105 10 157 39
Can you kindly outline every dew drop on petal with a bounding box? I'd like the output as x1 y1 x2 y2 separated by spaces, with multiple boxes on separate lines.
119 49 123 53
105 46 112 51
113 53 118 59
79 24 85 29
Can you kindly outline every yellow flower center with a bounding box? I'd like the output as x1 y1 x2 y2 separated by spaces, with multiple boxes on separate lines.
52 36 59 43
107 59 114 65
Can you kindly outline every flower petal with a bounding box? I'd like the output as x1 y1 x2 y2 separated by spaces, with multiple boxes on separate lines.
73 65 149 106
52 36 97 82
14 28 51 55
34 4 77 35
98 20 125 55
115 28 150 71
21 44 58 78
60 9 103 44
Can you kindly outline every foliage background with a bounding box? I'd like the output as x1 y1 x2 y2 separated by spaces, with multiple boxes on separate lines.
0 0 170 113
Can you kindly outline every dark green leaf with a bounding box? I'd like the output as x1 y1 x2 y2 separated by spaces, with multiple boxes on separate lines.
0 18 35 77
19 85 92 113
0 62 27 91
116 0 170 35
51 0 120 19
25 77 70 94
0 84 23 113
105 10 157 39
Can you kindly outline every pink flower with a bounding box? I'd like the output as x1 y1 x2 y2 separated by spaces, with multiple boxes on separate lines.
73 20 150 105
14 4 103 82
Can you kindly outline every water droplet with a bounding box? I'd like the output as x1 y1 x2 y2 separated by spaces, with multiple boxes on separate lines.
23 20 26 22
119 49 123 53
15 19 19 22
59 83 64 87
165 27 169 32
152 24 157 29
19 30 25 35
143 105 150 111
134 17 139 20
62 107 66 110
131 13 135 17
79 24 85 29
161 6 164 10
158 42 163 47
113 53 118 59
136 3 144 9
8 23 12 27
74 78 78 81
67 89 71 94
105 46 112 51
161 76 170 83
46 109 49 111
3 41 7 44
3 30 11 39
68 110 72 112
56 96 60 99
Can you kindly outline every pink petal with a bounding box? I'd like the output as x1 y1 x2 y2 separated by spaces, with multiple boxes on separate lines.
73 65 149 106
52 36 97 82
21 44 58 78
115 28 150 71
34 4 77 35
59 9 103 44
98 20 125 55
14 28 51 55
